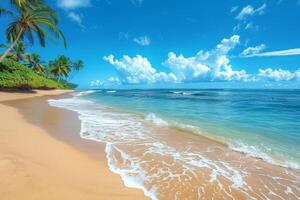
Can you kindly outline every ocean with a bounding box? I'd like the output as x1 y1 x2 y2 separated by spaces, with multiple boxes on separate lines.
48 89 300 199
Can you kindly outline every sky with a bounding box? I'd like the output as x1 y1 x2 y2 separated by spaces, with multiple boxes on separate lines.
1 0 300 89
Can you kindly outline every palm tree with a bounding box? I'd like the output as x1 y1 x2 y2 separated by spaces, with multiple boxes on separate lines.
13 41 26 61
72 60 84 72
0 1 44 19
0 41 27 61
0 8 14 17
68 59 84 80
25 53 45 74
48 55 72 80
9 0 44 10
0 1 66 63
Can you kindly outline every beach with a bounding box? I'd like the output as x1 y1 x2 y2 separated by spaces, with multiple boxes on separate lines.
47 89 300 200
0 90 147 200
1 89 300 200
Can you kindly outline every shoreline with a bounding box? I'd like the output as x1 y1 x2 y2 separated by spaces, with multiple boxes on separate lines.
47 91 300 199
1 90 299 199
79 93 300 171
0 90 148 200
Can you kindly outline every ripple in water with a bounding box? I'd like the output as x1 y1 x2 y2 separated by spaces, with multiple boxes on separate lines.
48 95 300 200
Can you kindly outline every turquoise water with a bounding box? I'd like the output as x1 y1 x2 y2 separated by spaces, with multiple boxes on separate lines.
84 89 300 169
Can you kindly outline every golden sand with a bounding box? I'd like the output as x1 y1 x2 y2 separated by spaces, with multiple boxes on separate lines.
0 90 147 200
1 90 299 200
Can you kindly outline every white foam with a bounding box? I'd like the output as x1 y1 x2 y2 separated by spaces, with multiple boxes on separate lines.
73 90 96 97
107 90 116 93
105 144 159 200
228 141 300 170
172 91 193 95
48 96 300 199
145 113 169 127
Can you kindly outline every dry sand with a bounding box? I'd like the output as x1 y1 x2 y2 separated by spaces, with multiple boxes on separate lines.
0 90 147 200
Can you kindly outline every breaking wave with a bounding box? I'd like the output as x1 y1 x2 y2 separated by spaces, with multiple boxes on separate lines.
48 93 300 200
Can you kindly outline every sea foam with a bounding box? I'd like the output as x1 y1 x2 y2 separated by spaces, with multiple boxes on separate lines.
48 92 300 200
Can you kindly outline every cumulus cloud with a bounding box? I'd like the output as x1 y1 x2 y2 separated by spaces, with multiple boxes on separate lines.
163 35 249 82
240 44 266 57
57 0 91 9
133 36 151 46
103 55 177 84
236 3 267 20
99 35 300 86
163 52 210 81
243 48 300 57
258 68 300 81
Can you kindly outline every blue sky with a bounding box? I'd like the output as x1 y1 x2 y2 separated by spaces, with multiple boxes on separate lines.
1 0 300 89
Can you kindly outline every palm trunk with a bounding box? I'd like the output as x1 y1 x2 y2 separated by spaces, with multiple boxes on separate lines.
0 29 23 63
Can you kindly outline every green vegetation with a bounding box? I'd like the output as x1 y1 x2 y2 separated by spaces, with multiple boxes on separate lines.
0 0 83 90
0 59 76 89
0 0 65 62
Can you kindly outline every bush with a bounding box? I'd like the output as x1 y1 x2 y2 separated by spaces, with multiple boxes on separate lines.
0 59 76 90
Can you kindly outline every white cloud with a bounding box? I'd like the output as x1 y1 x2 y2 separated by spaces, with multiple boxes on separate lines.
230 6 239 13
133 36 151 46
258 68 299 81
163 35 249 82
90 80 104 87
243 48 300 57
240 44 266 57
108 76 122 85
101 35 300 86
236 3 266 20
103 55 177 84
244 22 258 30
163 52 210 82
57 0 91 9
67 12 83 25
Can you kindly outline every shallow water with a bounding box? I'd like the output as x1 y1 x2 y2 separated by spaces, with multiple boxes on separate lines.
48 89 300 199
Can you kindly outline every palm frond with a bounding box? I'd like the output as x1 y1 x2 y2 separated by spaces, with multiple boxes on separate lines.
0 8 15 17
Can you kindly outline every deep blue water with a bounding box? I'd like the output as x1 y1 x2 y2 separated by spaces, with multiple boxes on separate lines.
84 89 300 169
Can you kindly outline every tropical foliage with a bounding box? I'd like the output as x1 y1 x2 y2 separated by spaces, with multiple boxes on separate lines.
0 59 74 89
0 0 83 90
0 41 27 61
0 0 66 63
24 53 45 74
48 56 84 80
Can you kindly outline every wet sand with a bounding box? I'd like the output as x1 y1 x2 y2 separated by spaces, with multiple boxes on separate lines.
106 121 300 199
0 90 147 200
1 90 299 200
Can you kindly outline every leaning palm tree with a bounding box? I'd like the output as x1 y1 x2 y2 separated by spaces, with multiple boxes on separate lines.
48 55 72 80
0 3 66 63
25 53 45 74
0 41 27 61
